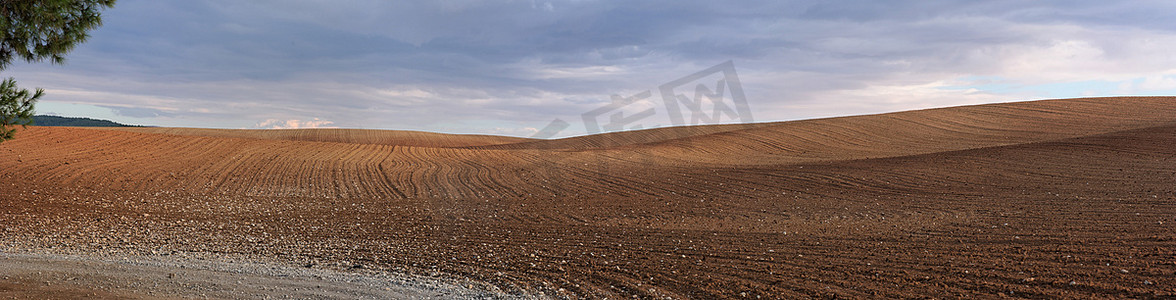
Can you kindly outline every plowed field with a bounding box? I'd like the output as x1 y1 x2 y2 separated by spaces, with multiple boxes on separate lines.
2 97 1175 298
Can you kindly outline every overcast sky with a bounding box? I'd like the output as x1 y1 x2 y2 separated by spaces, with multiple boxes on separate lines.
8 0 1176 137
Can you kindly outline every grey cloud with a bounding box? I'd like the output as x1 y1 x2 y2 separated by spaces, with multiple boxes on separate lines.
10 0 1176 137
99 106 176 118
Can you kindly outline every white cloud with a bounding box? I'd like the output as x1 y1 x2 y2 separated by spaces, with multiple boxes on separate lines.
255 118 336 129
533 65 627 80
977 26 1176 83
488 127 540 136
1136 74 1176 91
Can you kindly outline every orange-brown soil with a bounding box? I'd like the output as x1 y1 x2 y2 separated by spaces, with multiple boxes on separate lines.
1 97 1175 298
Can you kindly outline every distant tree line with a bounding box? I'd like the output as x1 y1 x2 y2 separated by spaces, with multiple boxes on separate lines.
32 115 140 127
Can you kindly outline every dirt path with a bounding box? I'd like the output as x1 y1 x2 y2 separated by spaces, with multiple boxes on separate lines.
0 251 523 299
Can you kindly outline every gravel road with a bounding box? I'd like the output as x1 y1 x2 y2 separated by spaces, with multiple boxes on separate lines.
0 250 527 299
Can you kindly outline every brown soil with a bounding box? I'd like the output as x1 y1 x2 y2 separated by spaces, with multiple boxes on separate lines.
102 127 533 148
2 96 1175 298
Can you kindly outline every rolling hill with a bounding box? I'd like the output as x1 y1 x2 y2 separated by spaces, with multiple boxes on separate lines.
1 96 1174 298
